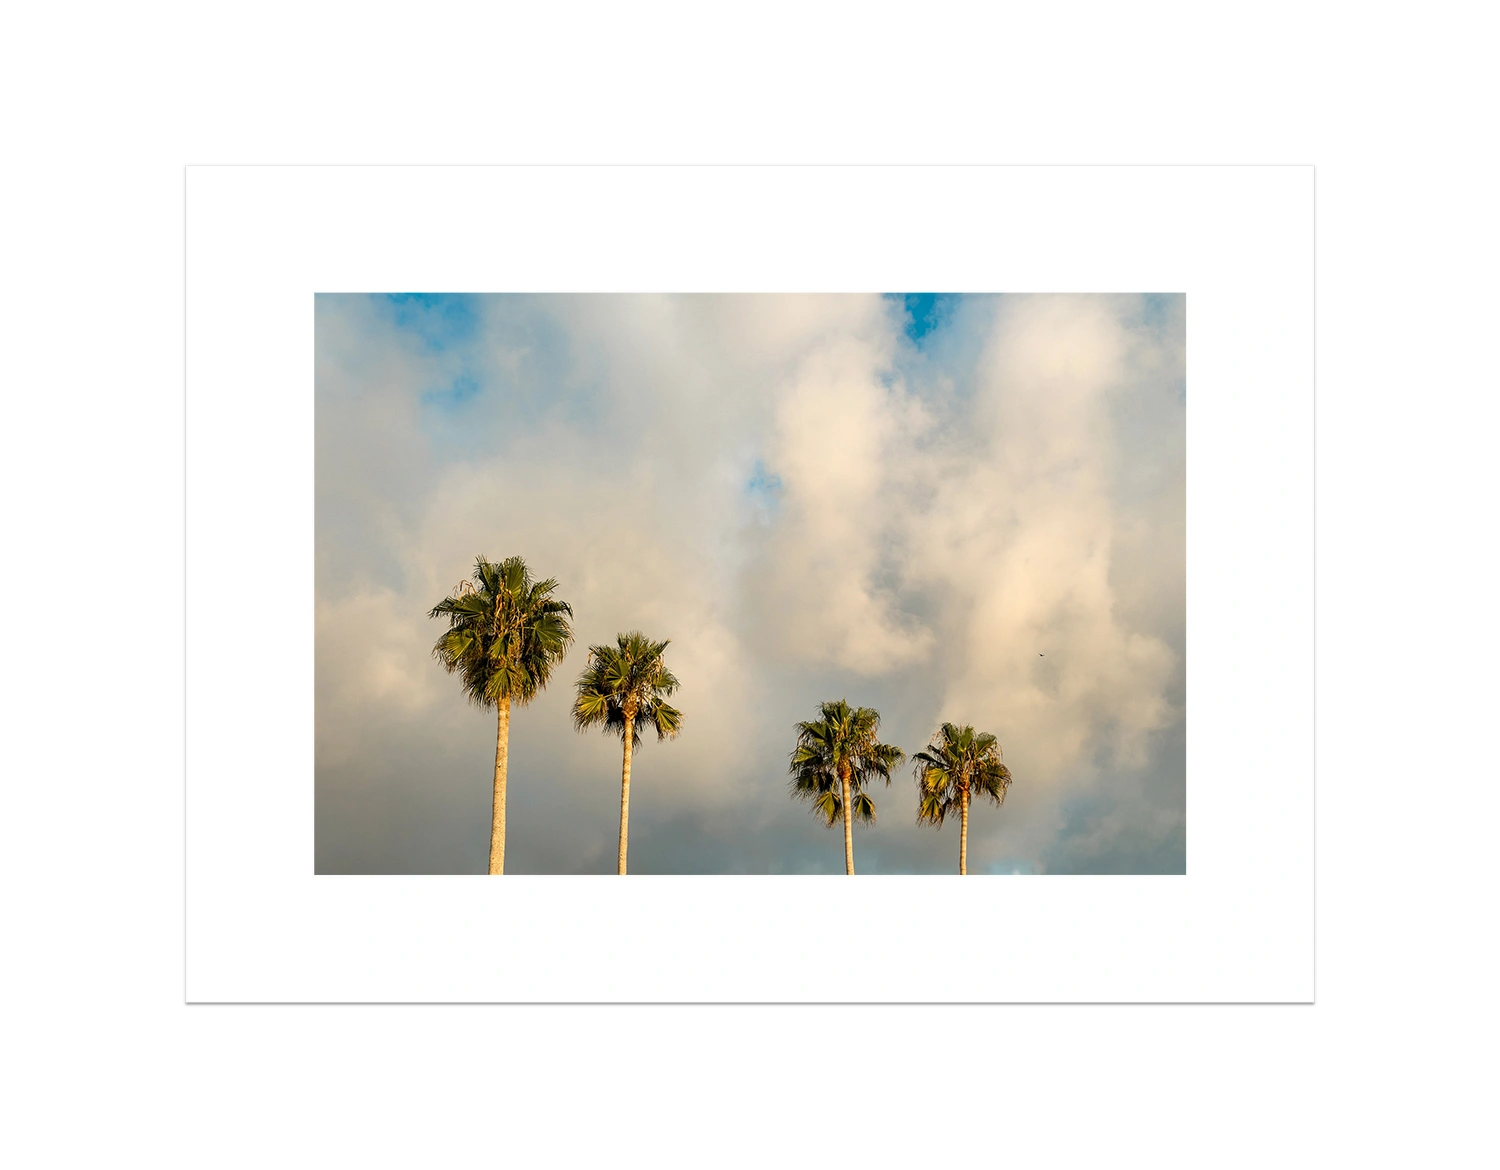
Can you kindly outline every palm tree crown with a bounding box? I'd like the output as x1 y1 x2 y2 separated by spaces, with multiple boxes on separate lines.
912 723 1012 823
429 555 574 709
571 631 683 745
912 722 1013 874
573 631 683 876
789 700 905 874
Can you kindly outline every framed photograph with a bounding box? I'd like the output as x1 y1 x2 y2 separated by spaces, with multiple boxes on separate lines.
187 165 1312 1001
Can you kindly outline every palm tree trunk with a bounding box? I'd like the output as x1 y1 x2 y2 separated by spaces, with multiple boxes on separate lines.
617 724 634 876
959 788 969 875
841 770 855 875
490 696 510 875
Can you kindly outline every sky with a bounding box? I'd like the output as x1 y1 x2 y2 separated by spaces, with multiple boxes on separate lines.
314 293 1185 874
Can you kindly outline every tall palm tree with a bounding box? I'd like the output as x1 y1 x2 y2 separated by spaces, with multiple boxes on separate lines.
572 631 683 875
912 722 1013 875
788 700 905 875
429 555 574 875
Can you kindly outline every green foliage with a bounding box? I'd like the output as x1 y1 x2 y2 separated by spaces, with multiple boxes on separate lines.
788 699 905 828
912 722 1013 827
572 631 683 749
428 555 575 709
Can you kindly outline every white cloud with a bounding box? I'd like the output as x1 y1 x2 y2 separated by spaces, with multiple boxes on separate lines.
898 296 1181 786
750 325 936 674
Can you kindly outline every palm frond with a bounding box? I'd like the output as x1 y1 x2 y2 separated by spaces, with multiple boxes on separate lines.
646 700 684 742
811 789 840 827
916 789 951 826
974 759 1013 806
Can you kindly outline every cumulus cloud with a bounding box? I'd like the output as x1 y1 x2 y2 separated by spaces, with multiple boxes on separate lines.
748 321 935 673
315 293 1184 873
911 296 1179 779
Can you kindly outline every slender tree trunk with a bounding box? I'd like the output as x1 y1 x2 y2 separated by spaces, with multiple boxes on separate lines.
841 767 855 875
959 787 969 875
490 696 510 875
618 703 636 876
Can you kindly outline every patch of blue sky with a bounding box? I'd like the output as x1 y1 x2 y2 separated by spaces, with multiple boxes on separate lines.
420 372 482 410
886 293 992 417
412 297 634 460
383 292 480 353
1138 293 1187 402
469 298 605 431
416 385 489 458
895 291 959 345
744 458 783 521
1138 291 1182 327
745 458 782 498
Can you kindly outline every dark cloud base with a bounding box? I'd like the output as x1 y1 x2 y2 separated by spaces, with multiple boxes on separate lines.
315 714 1186 875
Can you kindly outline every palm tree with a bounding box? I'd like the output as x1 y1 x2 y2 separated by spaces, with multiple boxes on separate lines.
572 631 683 875
912 722 1013 875
429 555 574 875
788 700 905 875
